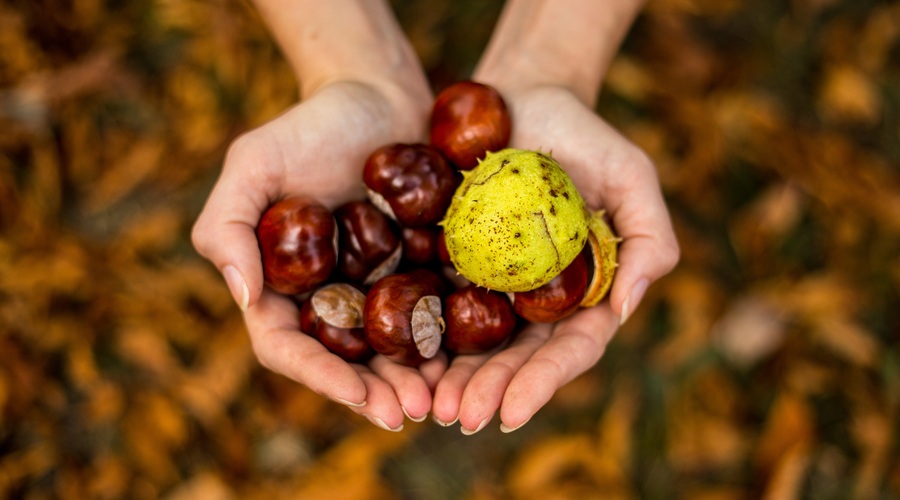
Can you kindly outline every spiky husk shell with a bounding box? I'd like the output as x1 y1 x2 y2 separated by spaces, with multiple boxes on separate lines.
441 149 590 293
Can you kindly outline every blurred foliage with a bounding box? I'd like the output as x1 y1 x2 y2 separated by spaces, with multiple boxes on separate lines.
1 0 899 498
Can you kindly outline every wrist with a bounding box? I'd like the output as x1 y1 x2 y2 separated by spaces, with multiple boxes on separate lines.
473 0 645 107
251 0 430 103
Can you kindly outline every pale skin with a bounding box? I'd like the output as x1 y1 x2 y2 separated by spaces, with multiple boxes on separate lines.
192 0 679 433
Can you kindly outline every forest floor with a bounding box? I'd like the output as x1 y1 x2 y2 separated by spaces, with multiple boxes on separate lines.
1 0 899 498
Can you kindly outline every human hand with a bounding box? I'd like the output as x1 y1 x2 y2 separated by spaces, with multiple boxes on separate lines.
431 84 680 433
192 79 447 431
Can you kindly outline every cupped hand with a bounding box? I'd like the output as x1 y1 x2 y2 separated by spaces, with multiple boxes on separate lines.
192 80 446 430
432 85 680 433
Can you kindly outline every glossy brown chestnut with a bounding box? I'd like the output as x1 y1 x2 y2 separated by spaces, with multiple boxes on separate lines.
408 267 449 298
257 197 337 295
436 228 472 289
429 81 512 170
300 283 374 363
443 285 516 354
512 249 590 323
436 228 452 267
334 200 402 285
401 226 440 265
363 143 460 228
364 272 445 366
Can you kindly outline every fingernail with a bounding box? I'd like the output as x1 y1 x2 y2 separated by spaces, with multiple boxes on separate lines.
402 406 427 423
500 417 531 434
432 415 458 427
333 397 366 408
366 415 404 432
620 278 649 326
461 417 490 436
222 265 249 312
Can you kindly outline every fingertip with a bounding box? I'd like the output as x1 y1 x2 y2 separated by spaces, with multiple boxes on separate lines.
499 416 531 434
365 414 405 432
498 382 550 434
460 416 491 436
609 230 679 323
619 276 649 326
222 265 250 312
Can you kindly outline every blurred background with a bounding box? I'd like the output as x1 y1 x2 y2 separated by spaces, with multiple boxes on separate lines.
1 0 899 498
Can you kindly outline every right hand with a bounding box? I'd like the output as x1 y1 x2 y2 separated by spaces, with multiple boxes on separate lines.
191 79 446 431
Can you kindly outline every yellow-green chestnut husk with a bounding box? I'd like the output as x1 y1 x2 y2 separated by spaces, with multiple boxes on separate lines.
440 148 590 293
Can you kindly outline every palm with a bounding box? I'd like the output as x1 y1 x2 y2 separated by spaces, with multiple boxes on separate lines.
193 81 441 430
432 86 678 433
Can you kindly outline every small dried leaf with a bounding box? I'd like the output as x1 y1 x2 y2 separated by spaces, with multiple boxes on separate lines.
712 295 788 368
818 64 882 124
163 472 235 500
755 392 815 471
84 139 164 213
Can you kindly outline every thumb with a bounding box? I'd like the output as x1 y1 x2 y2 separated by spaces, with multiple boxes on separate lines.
598 154 680 325
192 214 264 312
192 141 276 311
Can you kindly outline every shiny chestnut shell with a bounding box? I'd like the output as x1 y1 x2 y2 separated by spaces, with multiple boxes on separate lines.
316 323 373 363
363 272 444 366
512 250 589 323
256 197 337 295
299 285 374 363
436 228 452 267
443 285 516 354
429 81 511 170
363 143 460 228
334 201 401 284
401 226 440 265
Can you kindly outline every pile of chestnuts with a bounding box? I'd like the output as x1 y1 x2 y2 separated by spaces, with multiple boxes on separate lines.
256 81 617 367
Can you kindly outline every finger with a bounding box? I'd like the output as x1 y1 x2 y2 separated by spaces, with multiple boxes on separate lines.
498 305 618 432
245 288 368 406
431 352 491 426
368 355 434 423
418 352 449 393
192 133 282 311
588 146 680 324
456 323 553 434
348 366 407 432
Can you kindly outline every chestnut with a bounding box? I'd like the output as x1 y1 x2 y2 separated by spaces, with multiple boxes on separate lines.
300 283 374 363
257 197 337 295
364 272 445 366
429 81 511 170
334 200 402 285
362 143 460 228
408 267 450 298
436 228 453 267
401 226 440 266
443 285 517 354
437 228 471 289
512 249 590 323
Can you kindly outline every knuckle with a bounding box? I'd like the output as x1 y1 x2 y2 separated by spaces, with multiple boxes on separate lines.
661 234 682 273
249 329 277 372
190 217 211 256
